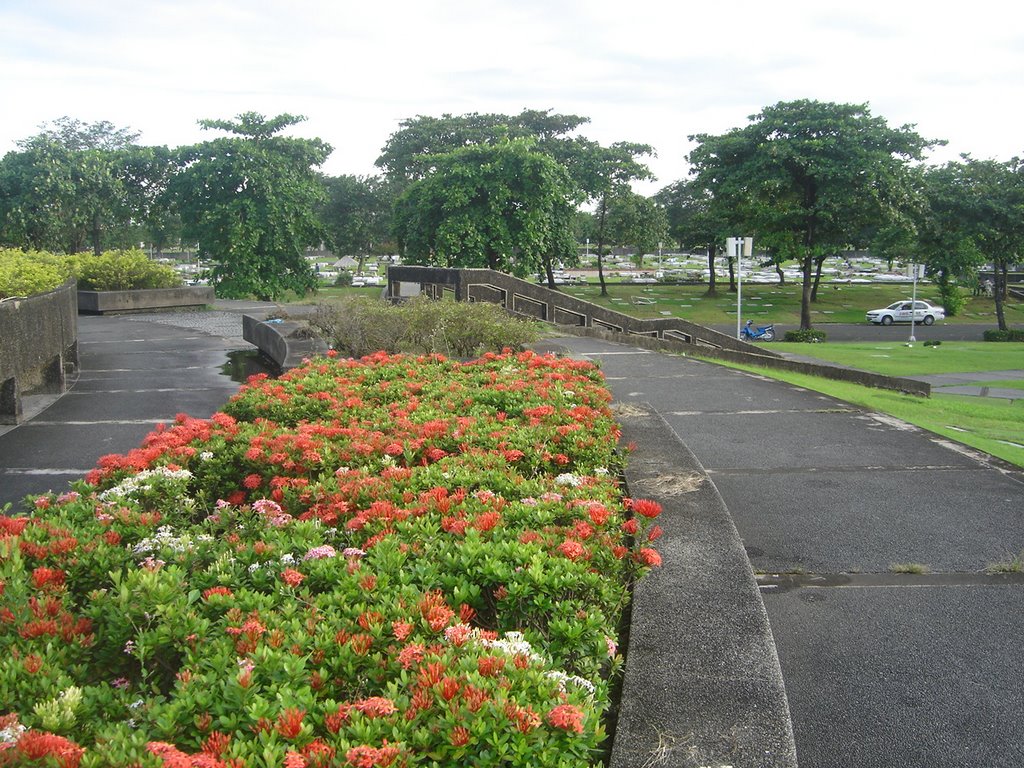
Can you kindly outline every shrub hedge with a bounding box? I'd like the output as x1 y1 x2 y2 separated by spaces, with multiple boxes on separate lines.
982 329 1024 342
0 249 182 299
782 328 828 343
0 350 661 767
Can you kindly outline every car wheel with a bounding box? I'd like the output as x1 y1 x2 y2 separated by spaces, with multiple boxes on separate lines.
881 315 894 326
923 315 934 326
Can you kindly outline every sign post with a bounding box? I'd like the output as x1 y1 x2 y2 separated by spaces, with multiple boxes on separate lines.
727 237 753 339
908 262 925 343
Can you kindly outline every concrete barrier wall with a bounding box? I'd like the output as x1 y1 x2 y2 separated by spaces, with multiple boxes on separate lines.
386 265 775 357
565 325 931 396
242 315 329 371
78 286 215 314
0 280 79 424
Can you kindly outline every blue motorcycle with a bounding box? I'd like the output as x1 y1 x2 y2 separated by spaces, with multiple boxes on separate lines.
740 319 775 341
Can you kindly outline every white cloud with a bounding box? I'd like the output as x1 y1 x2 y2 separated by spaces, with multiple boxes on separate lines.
1 0 1022 190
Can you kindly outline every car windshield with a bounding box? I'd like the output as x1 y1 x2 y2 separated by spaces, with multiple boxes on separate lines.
886 302 904 309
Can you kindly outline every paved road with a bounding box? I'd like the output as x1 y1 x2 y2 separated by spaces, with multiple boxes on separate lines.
549 334 1024 768
0 310 260 510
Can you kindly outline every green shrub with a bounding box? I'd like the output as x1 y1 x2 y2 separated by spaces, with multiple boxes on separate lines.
783 328 828 343
333 270 353 287
0 249 69 298
312 295 540 358
923 339 942 347
983 328 1024 342
69 249 182 291
937 281 966 317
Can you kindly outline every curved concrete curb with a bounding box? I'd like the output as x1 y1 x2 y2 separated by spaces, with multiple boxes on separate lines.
611 404 797 768
242 315 329 371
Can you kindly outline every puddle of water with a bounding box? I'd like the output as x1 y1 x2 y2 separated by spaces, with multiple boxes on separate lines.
219 350 280 382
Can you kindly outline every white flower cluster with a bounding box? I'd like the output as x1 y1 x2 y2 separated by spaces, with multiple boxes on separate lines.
554 473 582 487
132 525 212 558
475 630 597 697
100 467 193 501
0 720 26 744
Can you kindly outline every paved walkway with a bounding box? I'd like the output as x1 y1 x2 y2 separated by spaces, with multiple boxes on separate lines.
547 334 1024 768
4 312 1024 767
0 305 269 507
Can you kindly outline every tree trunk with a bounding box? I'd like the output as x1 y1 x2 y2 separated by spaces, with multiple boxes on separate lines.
994 260 1008 331
775 262 785 285
706 245 718 296
727 256 736 293
596 195 609 297
800 254 814 330
91 213 102 255
810 254 826 302
544 257 557 291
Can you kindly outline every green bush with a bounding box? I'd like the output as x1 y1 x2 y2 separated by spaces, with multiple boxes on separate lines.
983 328 1024 342
69 249 182 291
0 249 69 298
312 295 541 358
333 270 353 287
936 281 966 317
783 328 828 343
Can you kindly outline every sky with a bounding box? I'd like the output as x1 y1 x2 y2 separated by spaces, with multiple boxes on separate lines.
2 0 1023 194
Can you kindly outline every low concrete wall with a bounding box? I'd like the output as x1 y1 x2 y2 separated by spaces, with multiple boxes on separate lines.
78 286 215 314
563 326 931 396
0 280 79 424
242 315 329 371
387 265 775 357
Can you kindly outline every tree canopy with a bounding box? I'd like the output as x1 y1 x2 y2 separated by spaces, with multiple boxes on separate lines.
0 118 161 254
166 112 331 300
688 100 938 328
393 138 579 278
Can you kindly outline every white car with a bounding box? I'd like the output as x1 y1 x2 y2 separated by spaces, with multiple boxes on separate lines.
866 300 945 326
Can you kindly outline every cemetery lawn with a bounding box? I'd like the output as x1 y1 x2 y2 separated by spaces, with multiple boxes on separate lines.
707 355 1024 469
557 282 1021 326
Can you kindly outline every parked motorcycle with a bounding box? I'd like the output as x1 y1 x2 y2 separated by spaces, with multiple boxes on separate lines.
740 319 775 341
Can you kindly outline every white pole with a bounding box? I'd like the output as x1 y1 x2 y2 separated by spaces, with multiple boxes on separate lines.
736 239 743 339
909 262 919 343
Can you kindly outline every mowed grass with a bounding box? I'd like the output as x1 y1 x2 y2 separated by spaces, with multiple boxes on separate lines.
707 356 1024 468
777 341 1024 376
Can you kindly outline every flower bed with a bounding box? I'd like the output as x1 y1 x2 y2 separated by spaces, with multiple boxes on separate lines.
0 350 662 767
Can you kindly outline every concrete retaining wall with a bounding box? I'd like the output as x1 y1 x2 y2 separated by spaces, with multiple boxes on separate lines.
242 315 329 371
564 325 931 396
78 286 214 314
0 280 79 424
386 265 773 357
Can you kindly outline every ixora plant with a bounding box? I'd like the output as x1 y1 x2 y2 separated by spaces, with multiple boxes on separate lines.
0 350 663 767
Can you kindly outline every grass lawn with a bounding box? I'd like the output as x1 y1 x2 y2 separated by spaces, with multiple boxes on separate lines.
705 355 1024 468
775 341 1024 376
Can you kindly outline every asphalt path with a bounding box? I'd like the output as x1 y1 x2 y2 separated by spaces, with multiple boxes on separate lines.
550 334 1024 768
0 312 258 510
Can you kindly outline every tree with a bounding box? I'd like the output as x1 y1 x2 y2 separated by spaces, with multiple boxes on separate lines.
606 191 669 269
656 179 731 294
319 174 394 273
916 157 1024 330
0 118 143 254
569 140 655 295
167 113 331 300
392 138 579 279
688 100 937 329
376 109 590 189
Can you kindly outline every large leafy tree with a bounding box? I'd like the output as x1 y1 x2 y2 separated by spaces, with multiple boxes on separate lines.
656 178 732 293
319 174 394 272
606 190 669 269
0 118 147 254
376 109 589 188
918 157 1024 330
568 140 655 295
689 100 936 329
393 138 579 278
167 113 331 300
